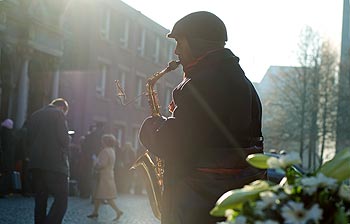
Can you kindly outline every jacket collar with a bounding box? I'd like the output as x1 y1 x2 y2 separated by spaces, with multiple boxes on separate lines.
184 48 238 77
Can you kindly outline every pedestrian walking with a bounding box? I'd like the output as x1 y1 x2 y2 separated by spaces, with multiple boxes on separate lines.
0 118 15 197
27 98 70 224
79 122 104 200
14 120 32 196
87 134 123 221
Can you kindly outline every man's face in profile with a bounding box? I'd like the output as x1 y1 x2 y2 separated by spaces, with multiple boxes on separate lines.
174 36 195 68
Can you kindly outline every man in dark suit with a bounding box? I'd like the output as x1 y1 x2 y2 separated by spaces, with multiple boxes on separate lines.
27 98 70 224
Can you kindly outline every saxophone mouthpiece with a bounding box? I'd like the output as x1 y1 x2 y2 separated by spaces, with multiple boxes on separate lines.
168 60 180 71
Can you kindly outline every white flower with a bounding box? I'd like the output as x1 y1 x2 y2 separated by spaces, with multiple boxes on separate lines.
315 173 338 189
225 209 235 220
267 157 281 169
281 201 306 223
243 180 270 191
260 191 278 204
283 183 294 195
338 183 350 202
267 152 301 169
279 152 301 168
300 176 318 195
301 173 338 195
255 220 279 224
306 204 323 223
234 216 247 224
255 201 267 214
281 201 323 224
256 191 279 210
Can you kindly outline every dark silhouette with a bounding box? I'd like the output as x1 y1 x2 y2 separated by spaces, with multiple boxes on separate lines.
139 11 265 224
0 119 15 197
14 120 32 196
27 98 70 224
78 122 104 200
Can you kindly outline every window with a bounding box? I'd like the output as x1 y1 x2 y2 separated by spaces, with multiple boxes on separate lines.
137 27 146 56
135 76 146 107
96 64 107 97
100 8 111 40
120 19 129 48
153 36 160 63
132 127 140 150
118 69 126 91
113 125 124 148
115 68 127 103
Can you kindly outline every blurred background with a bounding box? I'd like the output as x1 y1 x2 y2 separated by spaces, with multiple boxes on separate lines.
0 0 349 183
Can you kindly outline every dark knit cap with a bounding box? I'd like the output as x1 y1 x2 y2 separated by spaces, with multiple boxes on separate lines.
167 11 227 42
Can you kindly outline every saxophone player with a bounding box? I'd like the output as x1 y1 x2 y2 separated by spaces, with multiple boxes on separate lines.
139 11 265 224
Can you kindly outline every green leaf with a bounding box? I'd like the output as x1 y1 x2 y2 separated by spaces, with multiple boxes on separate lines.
319 148 350 181
334 205 348 224
246 153 270 169
210 180 270 217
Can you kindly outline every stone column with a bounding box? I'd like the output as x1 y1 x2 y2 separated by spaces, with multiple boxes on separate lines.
51 67 60 100
16 57 30 128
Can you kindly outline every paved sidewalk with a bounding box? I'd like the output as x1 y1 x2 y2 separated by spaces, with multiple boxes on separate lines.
0 194 160 224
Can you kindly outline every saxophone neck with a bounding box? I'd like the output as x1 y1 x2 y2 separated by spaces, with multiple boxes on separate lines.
148 60 180 85
147 72 162 87
147 60 180 117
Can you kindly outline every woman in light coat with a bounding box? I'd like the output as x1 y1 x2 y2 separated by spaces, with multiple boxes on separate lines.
87 134 123 221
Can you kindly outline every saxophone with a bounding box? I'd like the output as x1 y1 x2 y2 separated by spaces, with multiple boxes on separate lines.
131 60 180 220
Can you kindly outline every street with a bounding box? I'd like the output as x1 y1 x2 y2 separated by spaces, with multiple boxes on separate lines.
0 194 160 224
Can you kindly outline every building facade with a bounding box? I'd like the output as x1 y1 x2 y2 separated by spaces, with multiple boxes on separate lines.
0 0 68 128
60 0 182 151
0 0 182 152
336 0 350 152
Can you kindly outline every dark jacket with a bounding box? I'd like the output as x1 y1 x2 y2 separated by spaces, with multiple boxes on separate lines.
142 48 263 177
0 127 15 172
140 48 264 224
27 105 70 176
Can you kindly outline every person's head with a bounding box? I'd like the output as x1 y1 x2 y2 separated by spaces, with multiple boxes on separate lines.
101 134 117 148
50 98 69 115
167 11 227 67
1 118 13 130
95 121 104 130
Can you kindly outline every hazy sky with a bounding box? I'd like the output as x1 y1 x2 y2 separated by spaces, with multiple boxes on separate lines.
122 0 343 83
